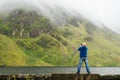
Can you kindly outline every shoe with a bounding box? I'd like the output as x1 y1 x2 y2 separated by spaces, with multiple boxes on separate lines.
88 72 91 74
76 72 80 74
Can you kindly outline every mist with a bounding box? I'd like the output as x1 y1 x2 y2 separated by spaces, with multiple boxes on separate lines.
0 0 120 34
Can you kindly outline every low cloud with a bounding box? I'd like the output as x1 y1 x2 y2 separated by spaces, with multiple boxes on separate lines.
0 0 120 34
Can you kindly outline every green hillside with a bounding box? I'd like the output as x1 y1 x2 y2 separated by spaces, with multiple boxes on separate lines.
0 9 120 66
0 34 27 66
13 33 72 66
57 24 120 66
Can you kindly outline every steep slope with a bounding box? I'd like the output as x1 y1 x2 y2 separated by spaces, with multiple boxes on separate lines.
0 9 120 66
14 33 72 66
57 22 120 66
0 34 27 66
1 9 55 38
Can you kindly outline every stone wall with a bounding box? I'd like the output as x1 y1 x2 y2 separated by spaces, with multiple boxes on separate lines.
0 74 120 80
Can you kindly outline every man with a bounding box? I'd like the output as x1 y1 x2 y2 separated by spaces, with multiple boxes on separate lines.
77 42 91 74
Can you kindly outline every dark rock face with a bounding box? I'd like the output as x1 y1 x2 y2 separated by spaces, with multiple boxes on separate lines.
52 74 100 80
0 74 120 80
100 75 120 80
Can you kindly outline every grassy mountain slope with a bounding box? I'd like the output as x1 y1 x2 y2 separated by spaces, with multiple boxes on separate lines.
0 9 120 66
0 34 27 66
57 23 120 66
13 33 72 66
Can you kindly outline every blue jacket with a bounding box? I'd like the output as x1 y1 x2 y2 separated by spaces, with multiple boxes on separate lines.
78 46 88 58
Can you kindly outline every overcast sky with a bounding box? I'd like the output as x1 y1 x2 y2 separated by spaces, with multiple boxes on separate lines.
56 0 120 33
0 0 120 33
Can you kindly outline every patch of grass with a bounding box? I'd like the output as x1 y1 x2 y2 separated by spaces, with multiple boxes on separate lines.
0 34 27 66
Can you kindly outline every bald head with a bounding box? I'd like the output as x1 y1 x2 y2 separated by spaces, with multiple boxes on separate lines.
82 42 86 46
